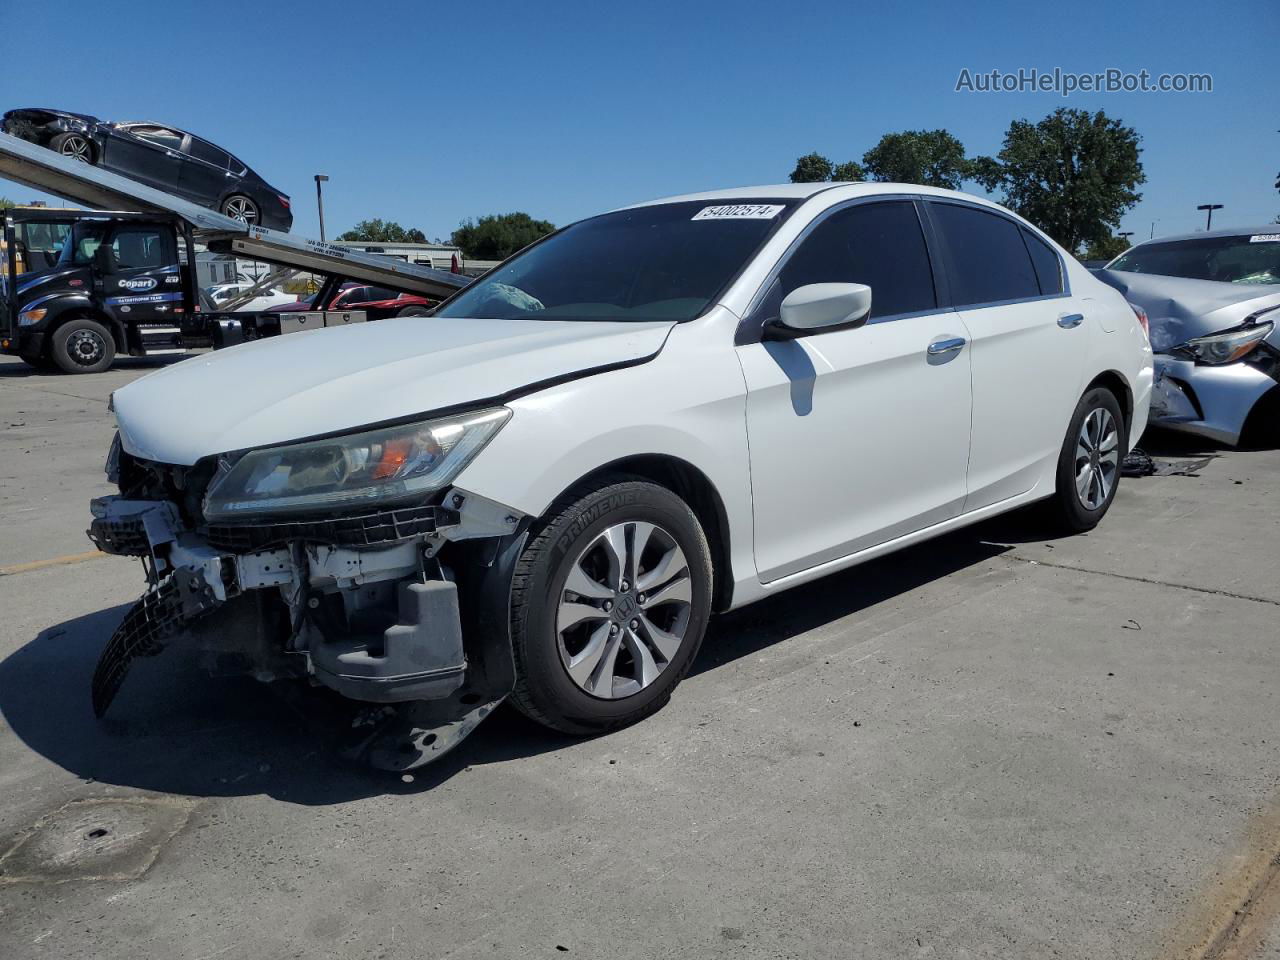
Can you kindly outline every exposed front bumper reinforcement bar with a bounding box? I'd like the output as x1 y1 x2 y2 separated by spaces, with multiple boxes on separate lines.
91 567 221 717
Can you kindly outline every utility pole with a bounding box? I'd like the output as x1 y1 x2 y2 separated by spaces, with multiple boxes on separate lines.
1149 220 1157 238
314 174 330 242
1196 203 1222 231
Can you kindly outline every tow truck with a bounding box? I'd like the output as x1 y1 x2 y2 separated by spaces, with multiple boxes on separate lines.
0 131 469 372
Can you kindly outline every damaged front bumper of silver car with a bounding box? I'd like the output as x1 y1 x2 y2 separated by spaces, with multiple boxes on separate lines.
87 478 529 772
1150 332 1279 446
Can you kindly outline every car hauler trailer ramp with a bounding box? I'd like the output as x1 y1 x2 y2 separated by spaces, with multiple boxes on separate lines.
0 131 469 298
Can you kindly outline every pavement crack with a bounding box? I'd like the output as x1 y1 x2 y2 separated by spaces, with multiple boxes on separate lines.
994 552 1280 607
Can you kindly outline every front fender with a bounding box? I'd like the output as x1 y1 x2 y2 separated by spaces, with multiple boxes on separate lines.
19 292 97 331
453 321 756 595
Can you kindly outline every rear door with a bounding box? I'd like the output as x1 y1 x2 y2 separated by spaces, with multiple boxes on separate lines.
177 135 232 205
101 223 183 324
925 201 1085 511
737 198 973 583
101 125 186 192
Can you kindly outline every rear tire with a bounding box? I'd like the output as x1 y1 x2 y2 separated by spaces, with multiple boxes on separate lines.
395 305 431 317
221 195 259 225
50 318 115 374
1044 386 1125 533
508 476 713 735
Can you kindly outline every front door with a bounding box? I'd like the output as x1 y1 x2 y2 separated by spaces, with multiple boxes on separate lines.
101 124 186 192
737 199 973 583
100 223 182 325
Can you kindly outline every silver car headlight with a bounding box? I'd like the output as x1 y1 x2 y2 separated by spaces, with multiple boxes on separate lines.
1170 320 1273 366
203 407 511 521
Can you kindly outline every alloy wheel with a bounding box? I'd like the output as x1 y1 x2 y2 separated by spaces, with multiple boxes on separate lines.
1074 407 1119 510
67 328 106 366
59 135 92 162
556 521 693 700
223 196 259 224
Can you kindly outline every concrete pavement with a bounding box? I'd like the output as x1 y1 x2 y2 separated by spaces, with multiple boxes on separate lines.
0 354 1276 959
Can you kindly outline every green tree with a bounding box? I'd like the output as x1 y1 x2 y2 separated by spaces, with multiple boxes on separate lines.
1078 234 1131 262
789 153 864 183
862 129 970 188
789 153 834 183
451 212 555 260
973 108 1145 253
337 219 428 243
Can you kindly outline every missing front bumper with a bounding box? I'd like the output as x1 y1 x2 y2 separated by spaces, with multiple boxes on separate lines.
86 494 526 771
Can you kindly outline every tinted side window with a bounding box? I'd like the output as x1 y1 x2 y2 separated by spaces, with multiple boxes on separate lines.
111 226 172 269
930 203 1039 306
776 200 936 320
187 137 230 169
1022 227 1063 295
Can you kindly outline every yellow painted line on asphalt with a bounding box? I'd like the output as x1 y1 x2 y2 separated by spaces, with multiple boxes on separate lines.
0 550 112 577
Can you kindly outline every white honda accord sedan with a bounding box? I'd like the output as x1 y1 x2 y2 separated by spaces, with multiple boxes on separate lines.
92 183 1152 769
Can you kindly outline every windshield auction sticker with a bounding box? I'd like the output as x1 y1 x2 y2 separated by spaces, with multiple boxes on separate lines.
692 204 785 221
1248 234 1280 243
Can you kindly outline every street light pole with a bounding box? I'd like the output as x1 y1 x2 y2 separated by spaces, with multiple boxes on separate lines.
1196 203 1223 231
314 174 330 242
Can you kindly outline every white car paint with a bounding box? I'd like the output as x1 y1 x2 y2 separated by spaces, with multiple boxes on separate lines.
111 182 1151 611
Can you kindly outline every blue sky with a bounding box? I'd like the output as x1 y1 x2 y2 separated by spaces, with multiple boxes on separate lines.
3 0 1276 243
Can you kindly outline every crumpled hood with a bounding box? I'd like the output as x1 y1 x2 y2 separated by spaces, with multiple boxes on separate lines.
1095 270 1280 352
114 316 673 465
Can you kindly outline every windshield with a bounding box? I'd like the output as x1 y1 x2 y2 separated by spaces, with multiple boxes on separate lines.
435 200 796 322
1109 233 1280 285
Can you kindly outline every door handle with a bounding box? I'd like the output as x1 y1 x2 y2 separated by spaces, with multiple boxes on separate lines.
927 336 967 356
1057 313 1084 329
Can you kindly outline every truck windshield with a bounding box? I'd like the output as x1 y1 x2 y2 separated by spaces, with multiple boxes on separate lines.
434 200 796 323
1109 234 1280 285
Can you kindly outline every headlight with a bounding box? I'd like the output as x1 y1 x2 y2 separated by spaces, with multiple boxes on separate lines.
1171 320 1273 365
203 407 511 520
18 308 47 326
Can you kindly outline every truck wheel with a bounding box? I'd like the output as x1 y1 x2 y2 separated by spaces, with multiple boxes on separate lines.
1044 387 1125 533
50 318 116 374
508 476 713 735
49 132 95 163
395 305 431 317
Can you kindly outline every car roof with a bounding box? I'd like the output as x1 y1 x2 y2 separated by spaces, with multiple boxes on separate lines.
1130 225 1280 246
622 181 1007 210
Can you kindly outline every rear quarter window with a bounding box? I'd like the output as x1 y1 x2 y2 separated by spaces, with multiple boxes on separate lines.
1022 228 1064 295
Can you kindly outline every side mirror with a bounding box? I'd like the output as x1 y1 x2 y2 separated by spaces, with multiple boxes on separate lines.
766 283 872 340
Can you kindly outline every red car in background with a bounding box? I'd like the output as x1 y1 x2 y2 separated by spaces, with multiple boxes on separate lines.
266 283 434 320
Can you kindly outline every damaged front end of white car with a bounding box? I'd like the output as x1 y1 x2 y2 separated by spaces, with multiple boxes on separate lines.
88 409 529 771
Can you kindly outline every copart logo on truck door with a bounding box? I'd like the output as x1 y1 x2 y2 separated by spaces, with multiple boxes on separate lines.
118 277 158 291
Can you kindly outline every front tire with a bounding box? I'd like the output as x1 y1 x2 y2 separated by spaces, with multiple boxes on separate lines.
1045 386 1125 533
49 132 95 163
508 477 713 735
50 318 116 374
